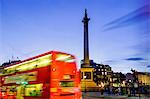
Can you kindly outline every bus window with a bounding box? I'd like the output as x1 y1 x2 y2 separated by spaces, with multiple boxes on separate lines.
25 84 43 96
56 54 75 62
60 81 74 87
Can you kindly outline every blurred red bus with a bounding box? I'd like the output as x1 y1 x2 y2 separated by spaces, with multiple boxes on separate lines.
0 51 81 99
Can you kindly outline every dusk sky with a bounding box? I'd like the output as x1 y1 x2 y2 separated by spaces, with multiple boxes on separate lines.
1 0 150 73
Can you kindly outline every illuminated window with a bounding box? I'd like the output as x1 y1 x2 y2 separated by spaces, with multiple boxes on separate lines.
0 86 17 95
3 54 52 75
16 61 37 72
4 72 37 84
60 81 74 87
36 54 52 68
56 54 75 62
94 73 96 75
25 84 43 96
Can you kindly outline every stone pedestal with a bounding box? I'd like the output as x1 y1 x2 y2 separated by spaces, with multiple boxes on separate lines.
80 67 97 91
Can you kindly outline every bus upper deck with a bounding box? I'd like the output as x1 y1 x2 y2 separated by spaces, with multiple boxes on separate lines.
0 51 81 99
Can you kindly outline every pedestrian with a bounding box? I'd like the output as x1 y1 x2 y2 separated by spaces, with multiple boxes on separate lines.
109 85 113 95
118 87 121 95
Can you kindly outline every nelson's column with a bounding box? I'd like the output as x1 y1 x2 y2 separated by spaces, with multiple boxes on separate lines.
80 9 97 92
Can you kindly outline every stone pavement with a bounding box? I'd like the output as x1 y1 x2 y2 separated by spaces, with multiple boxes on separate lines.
82 92 150 99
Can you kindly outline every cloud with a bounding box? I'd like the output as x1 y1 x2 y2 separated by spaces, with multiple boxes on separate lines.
104 60 116 63
147 65 150 67
103 4 150 31
104 60 118 64
125 57 146 61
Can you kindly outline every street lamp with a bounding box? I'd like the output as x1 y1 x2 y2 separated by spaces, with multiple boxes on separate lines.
84 75 86 93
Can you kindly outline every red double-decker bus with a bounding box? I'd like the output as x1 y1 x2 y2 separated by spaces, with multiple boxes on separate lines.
0 51 81 99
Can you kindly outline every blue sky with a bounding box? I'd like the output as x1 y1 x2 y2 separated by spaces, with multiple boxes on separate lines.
1 0 150 73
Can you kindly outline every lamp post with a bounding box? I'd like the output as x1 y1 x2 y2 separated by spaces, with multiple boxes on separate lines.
84 75 87 93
